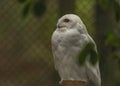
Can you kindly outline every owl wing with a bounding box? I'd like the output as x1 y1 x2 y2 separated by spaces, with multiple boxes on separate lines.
77 22 101 86
85 34 101 86
51 31 61 71
51 31 58 70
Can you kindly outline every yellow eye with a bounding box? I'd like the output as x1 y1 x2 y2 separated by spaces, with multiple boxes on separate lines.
63 18 70 22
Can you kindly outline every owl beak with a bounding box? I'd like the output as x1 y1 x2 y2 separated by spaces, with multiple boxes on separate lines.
57 24 65 28
57 25 61 28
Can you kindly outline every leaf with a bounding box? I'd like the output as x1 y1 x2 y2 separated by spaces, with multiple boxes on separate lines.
105 32 120 47
79 45 89 65
79 42 99 65
105 34 114 45
90 49 99 65
22 2 31 17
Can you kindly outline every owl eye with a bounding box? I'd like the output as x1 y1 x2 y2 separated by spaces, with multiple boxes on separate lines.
63 18 70 22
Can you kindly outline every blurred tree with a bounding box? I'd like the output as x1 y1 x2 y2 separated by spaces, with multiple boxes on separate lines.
98 0 120 22
95 1 120 86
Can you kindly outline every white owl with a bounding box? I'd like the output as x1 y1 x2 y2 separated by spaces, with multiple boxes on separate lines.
51 14 101 86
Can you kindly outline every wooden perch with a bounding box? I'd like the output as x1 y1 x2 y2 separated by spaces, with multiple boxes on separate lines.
62 80 87 86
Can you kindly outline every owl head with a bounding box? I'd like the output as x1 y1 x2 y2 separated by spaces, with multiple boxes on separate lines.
57 14 87 34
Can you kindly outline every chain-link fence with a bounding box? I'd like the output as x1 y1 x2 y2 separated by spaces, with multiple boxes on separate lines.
0 0 99 86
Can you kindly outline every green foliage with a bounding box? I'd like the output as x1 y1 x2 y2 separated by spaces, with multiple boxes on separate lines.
105 30 120 70
22 1 31 17
18 0 46 18
105 32 120 47
97 0 120 22
105 28 120 48
90 48 99 65
79 42 99 65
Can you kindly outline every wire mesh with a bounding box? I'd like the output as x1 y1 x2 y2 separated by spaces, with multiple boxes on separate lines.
0 0 96 86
